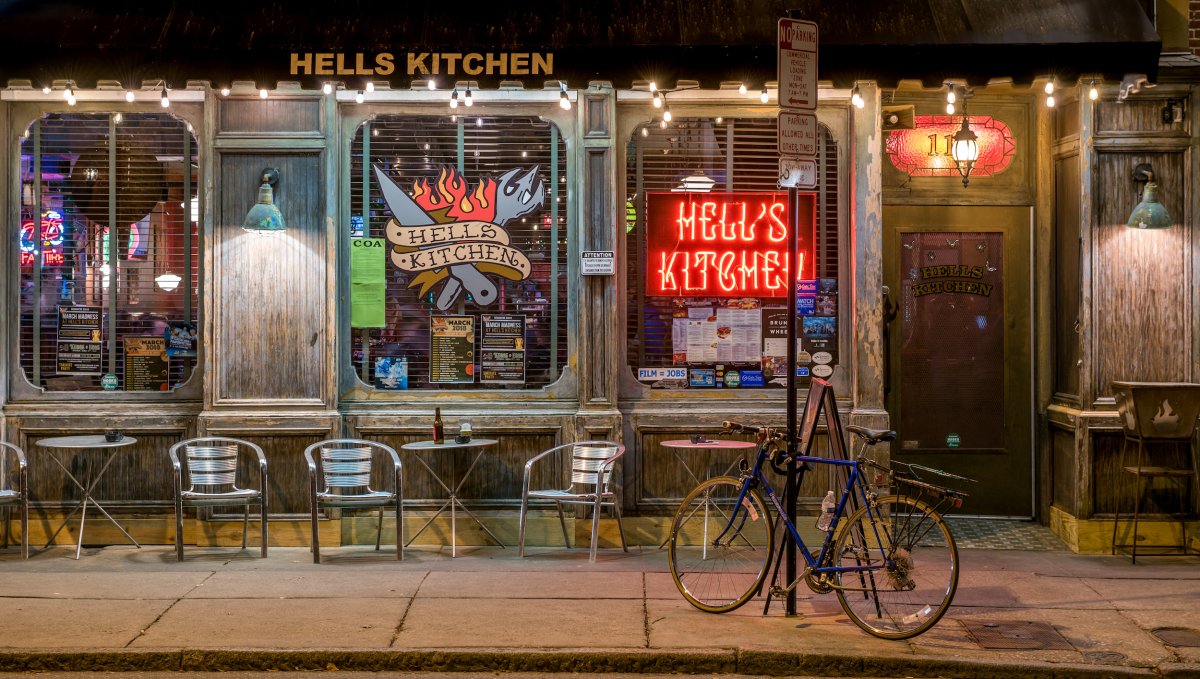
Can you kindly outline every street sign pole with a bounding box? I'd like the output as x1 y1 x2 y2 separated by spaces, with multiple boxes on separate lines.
777 15 817 618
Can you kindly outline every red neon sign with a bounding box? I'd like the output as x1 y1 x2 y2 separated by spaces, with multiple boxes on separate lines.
645 192 815 297
885 115 1015 178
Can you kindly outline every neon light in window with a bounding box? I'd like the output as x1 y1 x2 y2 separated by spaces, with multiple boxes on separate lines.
645 192 815 297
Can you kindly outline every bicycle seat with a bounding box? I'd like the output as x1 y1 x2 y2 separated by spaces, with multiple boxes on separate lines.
846 425 896 444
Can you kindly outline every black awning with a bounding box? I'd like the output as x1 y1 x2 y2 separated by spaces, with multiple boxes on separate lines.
791 0 1162 88
0 0 1159 91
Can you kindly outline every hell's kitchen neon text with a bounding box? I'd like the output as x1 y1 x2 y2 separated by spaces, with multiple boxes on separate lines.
645 192 814 297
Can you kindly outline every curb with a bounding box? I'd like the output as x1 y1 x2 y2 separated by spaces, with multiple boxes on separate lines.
0 648 1170 677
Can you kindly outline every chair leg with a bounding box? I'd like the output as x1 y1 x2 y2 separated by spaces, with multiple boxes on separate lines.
556 501 570 548
1131 440 1146 564
175 497 186 562
1113 438 1131 556
590 495 602 562
260 498 269 558
21 497 29 560
375 506 384 551
242 505 250 549
517 494 529 557
2 505 9 549
311 482 321 564
612 499 628 552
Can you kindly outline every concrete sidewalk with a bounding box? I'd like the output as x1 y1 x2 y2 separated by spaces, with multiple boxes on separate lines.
0 544 1197 678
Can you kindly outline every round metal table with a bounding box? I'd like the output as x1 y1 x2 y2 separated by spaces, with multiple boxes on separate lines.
36 434 140 559
659 439 758 549
400 438 500 557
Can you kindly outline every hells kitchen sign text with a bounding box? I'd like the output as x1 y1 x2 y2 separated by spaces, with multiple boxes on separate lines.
645 192 815 297
290 52 553 77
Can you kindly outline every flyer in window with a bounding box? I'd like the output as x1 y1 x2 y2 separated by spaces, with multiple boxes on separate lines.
165 321 198 357
124 336 169 391
430 315 475 384
480 314 526 385
56 305 102 375
374 356 408 389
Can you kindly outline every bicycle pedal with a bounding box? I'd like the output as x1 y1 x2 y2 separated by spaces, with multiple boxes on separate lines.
769 585 787 598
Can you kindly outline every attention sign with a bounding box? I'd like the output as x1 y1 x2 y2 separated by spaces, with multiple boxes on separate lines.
645 192 815 297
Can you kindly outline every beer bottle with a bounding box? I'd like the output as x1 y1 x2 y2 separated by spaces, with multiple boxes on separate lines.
433 408 445 444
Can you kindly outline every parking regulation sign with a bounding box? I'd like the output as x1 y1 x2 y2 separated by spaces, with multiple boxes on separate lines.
778 111 817 158
778 19 818 111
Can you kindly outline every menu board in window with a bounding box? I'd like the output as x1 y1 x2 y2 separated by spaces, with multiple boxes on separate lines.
124 337 169 391
430 315 475 384
481 314 526 385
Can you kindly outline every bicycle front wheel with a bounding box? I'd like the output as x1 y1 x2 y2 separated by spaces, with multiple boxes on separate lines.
833 494 958 639
668 476 774 613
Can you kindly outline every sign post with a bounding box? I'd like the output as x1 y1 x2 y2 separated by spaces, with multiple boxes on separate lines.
777 16 818 618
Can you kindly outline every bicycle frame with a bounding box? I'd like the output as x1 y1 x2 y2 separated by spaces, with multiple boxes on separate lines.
717 440 888 591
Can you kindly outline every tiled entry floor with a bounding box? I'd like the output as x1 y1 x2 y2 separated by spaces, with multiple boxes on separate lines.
945 517 1069 551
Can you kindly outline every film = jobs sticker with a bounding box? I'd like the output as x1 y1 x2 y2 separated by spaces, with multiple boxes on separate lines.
812 351 833 365
811 364 833 378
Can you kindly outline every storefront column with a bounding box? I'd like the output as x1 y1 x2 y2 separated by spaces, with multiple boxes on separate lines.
849 82 888 429
575 83 622 441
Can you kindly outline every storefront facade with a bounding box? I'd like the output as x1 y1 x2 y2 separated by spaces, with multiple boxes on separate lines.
1 1 1194 552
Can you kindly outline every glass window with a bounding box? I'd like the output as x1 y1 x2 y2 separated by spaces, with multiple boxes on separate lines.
625 117 840 389
17 112 200 392
348 115 568 390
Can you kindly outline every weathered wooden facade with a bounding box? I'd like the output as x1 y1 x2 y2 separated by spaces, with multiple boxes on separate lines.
1 1 1195 553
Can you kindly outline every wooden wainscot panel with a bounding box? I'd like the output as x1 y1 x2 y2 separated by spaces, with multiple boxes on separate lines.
1050 424 1078 516
220 98 322 135
1054 98 1080 141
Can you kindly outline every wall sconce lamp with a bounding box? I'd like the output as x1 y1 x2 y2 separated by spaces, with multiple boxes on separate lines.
242 168 286 233
950 115 978 188
1126 163 1172 229
155 272 181 291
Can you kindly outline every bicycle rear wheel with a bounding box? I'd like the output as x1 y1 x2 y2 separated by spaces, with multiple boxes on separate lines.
833 495 958 639
668 476 774 613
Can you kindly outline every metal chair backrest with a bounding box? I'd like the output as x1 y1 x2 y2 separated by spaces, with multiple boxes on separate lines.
1113 381 1200 442
320 444 375 494
570 443 621 491
184 442 240 492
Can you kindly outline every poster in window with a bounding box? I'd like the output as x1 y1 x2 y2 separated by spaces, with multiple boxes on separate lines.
56 305 102 375
124 337 169 391
803 278 839 379
430 315 475 384
481 314 526 385
760 308 790 384
165 321 198 357
374 356 409 389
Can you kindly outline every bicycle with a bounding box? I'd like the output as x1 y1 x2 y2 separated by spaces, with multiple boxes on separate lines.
667 420 973 639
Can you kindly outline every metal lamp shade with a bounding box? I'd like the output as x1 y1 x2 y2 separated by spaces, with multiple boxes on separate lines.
242 181 285 232
1126 183 1172 229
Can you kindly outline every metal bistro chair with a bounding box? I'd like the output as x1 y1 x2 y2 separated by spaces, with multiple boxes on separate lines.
518 440 627 562
305 439 403 563
1111 381 1200 563
169 437 268 562
0 442 29 559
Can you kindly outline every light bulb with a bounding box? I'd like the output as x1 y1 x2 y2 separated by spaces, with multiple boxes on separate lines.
1089 80 1099 101
464 87 473 106
322 82 332 94
63 83 73 100
259 88 268 99
715 116 723 124
659 119 667 129
559 82 571 110
653 91 662 108
649 81 657 92
1046 94 1056 108
160 87 170 107
760 87 769 103
41 85 50 94
427 78 437 90
851 85 864 109
125 89 135 102
1044 80 1055 95
946 102 956 115
738 83 747 95
220 87 230 97
365 81 374 93
946 88 956 104
476 117 483 127
66 93 76 106
355 90 364 104
641 126 649 137
663 108 672 122
450 88 459 108
113 112 122 123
